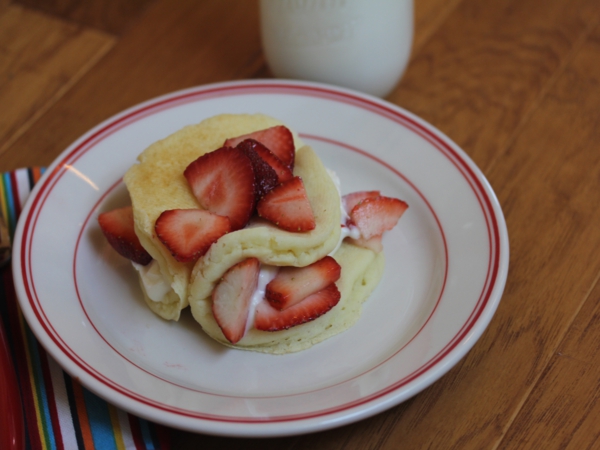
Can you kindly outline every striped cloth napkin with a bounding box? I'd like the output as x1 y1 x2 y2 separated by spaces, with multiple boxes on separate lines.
0 169 171 450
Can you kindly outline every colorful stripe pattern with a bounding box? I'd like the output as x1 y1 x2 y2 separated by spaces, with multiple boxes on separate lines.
0 169 171 450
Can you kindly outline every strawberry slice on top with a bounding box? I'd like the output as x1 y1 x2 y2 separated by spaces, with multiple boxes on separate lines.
238 139 293 184
265 256 341 310
342 191 380 216
256 176 316 232
235 139 280 200
255 283 341 332
224 125 295 169
349 196 408 240
155 209 231 263
98 206 152 265
184 146 255 230
212 257 260 344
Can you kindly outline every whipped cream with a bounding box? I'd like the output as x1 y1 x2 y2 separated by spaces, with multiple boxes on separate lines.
326 169 350 225
326 168 361 255
329 224 361 256
132 260 172 302
245 264 279 332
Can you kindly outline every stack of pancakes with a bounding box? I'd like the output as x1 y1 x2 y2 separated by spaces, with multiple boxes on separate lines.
124 114 384 354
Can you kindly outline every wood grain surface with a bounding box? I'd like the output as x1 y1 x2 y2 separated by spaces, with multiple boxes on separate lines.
0 3 114 155
14 0 154 34
2 0 600 448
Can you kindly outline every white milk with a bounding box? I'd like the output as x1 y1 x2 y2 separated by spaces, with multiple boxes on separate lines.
260 0 414 97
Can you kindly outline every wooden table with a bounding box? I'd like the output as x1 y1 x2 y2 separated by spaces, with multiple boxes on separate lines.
3 0 600 448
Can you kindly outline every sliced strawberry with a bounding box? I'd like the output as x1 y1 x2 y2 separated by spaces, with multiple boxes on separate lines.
348 235 383 253
249 141 294 183
265 256 341 310
349 196 408 239
342 191 380 215
98 206 152 265
256 177 316 232
224 125 295 168
255 283 340 331
155 209 230 263
235 139 279 200
184 146 255 230
212 258 260 343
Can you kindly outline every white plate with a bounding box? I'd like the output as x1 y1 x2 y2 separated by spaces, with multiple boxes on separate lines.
12 80 509 437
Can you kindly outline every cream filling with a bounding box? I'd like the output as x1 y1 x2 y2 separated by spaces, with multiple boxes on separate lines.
132 260 173 302
326 168 360 255
245 265 279 333
326 169 349 224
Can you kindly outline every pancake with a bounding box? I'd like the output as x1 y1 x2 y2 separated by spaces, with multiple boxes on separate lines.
192 242 384 354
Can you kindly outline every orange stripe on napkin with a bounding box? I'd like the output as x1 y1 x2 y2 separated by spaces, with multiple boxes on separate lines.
72 381 95 450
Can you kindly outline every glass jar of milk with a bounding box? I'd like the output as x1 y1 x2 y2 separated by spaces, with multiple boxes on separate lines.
260 0 413 98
